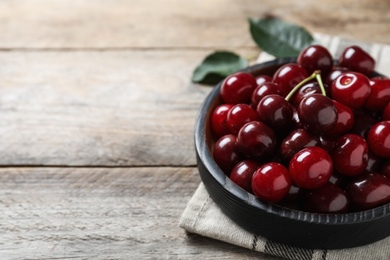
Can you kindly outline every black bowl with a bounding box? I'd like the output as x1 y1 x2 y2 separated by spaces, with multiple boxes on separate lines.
194 57 390 249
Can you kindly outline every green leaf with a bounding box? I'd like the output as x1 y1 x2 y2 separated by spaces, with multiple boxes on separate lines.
192 51 248 85
249 18 316 58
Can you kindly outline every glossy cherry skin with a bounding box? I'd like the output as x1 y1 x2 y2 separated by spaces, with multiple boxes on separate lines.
383 104 390 121
325 66 349 87
347 172 390 211
331 72 371 109
368 121 390 158
251 82 282 108
213 134 242 174
298 94 338 135
252 162 291 203
272 63 308 96
226 104 257 135
220 72 257 104
290 81 330 107
289 147 333 189
339 45 375 77
332 134 369 177
211 104 233 138
230 160 260 193
255 75 272 86
304 183 350 213
280 128 320 162
364 77 390 111
256 94 294 131
326 100 354 137
297 45 333 78
237 121 277 161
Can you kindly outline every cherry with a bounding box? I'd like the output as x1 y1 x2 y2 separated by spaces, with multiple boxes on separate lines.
289 147 333 189
339 45 375 77
332 134 369 177
280 129 320 162
256 94 294 131
347 172 390 210
252 162 291 203
319 135 337 154
297 45 333 78
226 104 257 135
325 66 349 87
304 183 350 213
365 151 383 173
237 121 277 161
291 107 302 130
213 134 242 174
331 72 371 109
230 160 260 193
298 93 338 135
326 100 354 137
290 81 329 107
220 72 257 104
328 169 348 188
383 104 390 121
272 63 308 96
280 183 306 204
368 121 390 158
211 104 233 138
255 75 272 86
251 82 282 108
364 77 390 111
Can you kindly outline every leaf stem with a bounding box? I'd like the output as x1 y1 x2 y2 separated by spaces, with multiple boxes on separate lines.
285 72 317 102
314 71 327 96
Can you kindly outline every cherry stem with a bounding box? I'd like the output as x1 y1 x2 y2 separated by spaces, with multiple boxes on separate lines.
285 70 326 102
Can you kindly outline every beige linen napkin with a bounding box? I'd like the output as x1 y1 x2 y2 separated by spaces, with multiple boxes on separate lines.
180 34 390 260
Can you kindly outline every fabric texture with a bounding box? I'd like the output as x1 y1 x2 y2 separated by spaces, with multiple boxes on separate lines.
180 34 390 260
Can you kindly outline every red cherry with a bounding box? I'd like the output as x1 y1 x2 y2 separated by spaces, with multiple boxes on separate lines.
290 81 330 107
256 94 294 131
297 45 333 78
331 72 371 109
351 110 379 139
211 104 233 138
326 100 354 137
252 162 291 203
325 66 349 87
213 134 242 174
251 82 282 108
365 151 383 173
298 94 338 135
332 134 369 177
289 147 333 189
368 121 390 158
304 183 350 213
280 183 306 205
347 172 390 210
339 45 375 77
237 121 277 161
226 104 257 135
272 63 308 96
280 129 320 162
220 72 257 104
364 77 390 111
255 75 272 86
230 160 260 193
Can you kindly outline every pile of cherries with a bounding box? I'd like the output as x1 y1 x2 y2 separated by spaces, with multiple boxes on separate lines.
211 44 390 213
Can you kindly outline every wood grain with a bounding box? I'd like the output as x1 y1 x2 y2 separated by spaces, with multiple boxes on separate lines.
0 49 255 167
0 0 389 49
0 167 281 260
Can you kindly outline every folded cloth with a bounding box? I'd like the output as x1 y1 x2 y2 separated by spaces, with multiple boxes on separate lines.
180 34 390 260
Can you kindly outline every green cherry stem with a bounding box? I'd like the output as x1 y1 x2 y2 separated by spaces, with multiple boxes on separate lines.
285 70 326 102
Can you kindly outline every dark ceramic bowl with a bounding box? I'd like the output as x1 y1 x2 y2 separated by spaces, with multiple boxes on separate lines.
194 57 390 249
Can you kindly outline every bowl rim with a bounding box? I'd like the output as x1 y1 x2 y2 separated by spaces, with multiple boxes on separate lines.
194 57 390 226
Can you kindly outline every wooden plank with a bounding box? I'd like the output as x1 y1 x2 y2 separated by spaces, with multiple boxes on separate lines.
0 0 389 49
0 167 281 259
0 49 258 166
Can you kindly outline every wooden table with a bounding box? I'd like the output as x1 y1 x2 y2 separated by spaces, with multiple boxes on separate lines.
0 1 389 259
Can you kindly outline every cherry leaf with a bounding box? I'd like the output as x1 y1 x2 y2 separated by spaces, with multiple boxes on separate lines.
249 18 316 58
192 51 248 85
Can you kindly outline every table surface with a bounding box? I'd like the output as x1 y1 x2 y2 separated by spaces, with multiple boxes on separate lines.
1 1 390 259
